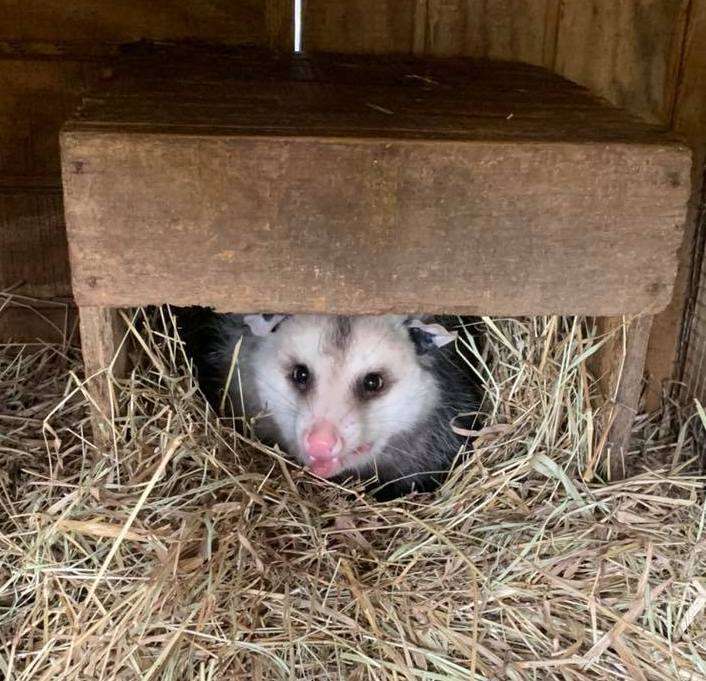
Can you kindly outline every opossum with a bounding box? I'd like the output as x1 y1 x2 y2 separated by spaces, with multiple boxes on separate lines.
181 311 481 500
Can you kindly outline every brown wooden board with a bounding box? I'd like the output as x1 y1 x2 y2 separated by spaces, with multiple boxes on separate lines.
0 60 104 179
0 1 285 48
0 186 71 298
655 0 706 405
422 0 559 66
61 52 691 315
554 0 689 125
303 0 420 54
0 300 76 344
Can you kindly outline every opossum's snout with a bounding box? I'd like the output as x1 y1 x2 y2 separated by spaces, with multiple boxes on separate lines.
303 420 342 477
305 420 342 459
301 420 374 478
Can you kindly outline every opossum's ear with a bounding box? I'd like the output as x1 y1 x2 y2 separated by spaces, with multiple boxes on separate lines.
243 314 287 336
406 319 457 355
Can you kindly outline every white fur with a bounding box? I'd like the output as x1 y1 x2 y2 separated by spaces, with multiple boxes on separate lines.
243 315 441 478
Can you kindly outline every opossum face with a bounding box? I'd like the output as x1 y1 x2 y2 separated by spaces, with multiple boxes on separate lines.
246 315 455 480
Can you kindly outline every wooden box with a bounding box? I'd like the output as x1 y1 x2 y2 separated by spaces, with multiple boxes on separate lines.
61 47 691 317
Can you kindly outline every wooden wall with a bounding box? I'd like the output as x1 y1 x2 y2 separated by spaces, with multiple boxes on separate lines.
0 0 291 342
2 0 705 409
673 0 706 404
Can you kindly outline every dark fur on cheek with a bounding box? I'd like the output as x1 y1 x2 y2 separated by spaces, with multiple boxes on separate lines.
408 326 437 355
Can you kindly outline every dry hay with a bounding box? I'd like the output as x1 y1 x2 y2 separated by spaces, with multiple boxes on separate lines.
1 310 705 680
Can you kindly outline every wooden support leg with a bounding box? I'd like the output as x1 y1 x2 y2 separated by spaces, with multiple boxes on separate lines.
78 306 128 445
596 315 654 480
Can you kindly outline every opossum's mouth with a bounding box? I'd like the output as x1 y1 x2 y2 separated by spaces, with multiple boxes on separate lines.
308 442 373 479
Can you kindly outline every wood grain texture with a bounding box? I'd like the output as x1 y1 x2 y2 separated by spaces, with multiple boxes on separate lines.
60 53 691 316
653 0 706 405
303 0 418 53
303 0 560 64
0 1 277 47
0 187 71 297
554 0 689 124
0 300 76 343
78 306 128 443
0 60 103 178
65 50 686 144
423 0 559 66
597 316 654 479
0 59 103 304
0 0 292 338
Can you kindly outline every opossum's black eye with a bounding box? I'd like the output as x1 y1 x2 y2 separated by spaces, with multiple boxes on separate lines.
290 364 311 389
362 372 384 394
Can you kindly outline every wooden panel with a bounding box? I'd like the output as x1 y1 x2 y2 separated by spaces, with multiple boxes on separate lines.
61 133 689 315
595 316 654 478
682 228 706 403
0 2 293 337
62 132 688 316
0 60 103 178
555 0 689 124
0 301 76 344
671 0 706 402
671 0 706 143
0 59 103 306
63 51 686 144
303 0 559 64
0 187 71 297
423 0 559 66
63 51 689 314
58 53 690 315
303 0 419 53
78 306 128 443
0 1 280 47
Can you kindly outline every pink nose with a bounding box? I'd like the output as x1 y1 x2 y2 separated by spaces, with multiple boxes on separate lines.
305 421 342 459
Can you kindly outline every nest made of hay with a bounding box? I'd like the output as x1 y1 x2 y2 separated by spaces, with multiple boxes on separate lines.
1 309 705 680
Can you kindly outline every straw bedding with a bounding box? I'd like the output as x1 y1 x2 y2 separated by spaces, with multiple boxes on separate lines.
1 309 704 680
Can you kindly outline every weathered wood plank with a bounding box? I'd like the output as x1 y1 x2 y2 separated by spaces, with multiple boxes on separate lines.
0 1 275 47
303 0 418 53
423 0 560 66
0 60 103 178
554 0 689 124
650 0 706 406
60 132 689 316
78 306 128 444
59 54 690 316
304 0 560 65
0 188 71 298
597 316 654 479
0 299 76 344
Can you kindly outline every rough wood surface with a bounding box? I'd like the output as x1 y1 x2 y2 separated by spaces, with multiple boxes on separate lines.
0 299 76 344
60 51 691 316
554 0 689 125
78 306 128 443
0 59 103 179
0 1 281 47
303 0 559 65
67 49 685 143
597 316 654 479
650 0 706 406
0 186 71 298
0 1 292 340
422 0 559 66
303 0 419 54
